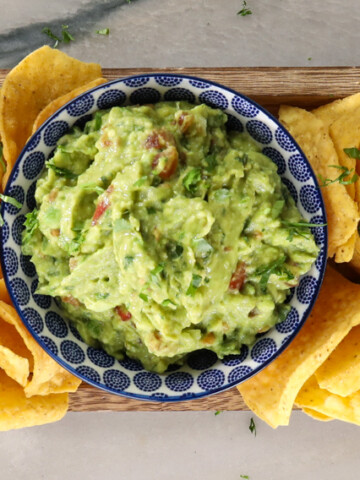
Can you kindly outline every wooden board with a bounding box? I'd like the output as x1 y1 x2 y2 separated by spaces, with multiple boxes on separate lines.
1 66 359 412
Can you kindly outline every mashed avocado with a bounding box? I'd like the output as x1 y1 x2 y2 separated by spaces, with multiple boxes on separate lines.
22 101 319 373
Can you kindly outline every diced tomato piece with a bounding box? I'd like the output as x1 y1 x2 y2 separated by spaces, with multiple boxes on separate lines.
145 132 162 149
115 305 132 321
92 186 113 226
62 295 81 307
229 262 246 291
152 146 178 180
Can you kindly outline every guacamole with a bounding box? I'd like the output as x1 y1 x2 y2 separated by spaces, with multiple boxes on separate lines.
22 101 319 373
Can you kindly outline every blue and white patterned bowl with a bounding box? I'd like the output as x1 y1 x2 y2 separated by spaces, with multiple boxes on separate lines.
0 74 327 401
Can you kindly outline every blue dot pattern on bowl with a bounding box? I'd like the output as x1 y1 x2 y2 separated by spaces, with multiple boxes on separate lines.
164 88 195 103
45 311 68 338
275 307 300 334
23 307 44 334
296 276 318 304
288 154 312 182
104 370 131 391
23 152 45 180
76 365 101 384
43 121 69 147
275 127 297 152
199 90 228 110
246 120 273 144
300 185 321 213
165 372 194 392
262 147 286 175
155 76 182 87
3 247 18 276
97 89 126 109
232 96 259 118
251 338 277 363
0 74 327 402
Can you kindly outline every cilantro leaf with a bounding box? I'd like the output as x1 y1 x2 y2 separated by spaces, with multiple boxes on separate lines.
161 299 177 307
80 183 105 196
0 193 22 209
133 176 148 187
237 1 252 16
46 162 78 179
249 417 256 436
186 274 202 296
205 154 217 172
62 25 75 43
139 293 148 302
96 28 110 35
344 147 360 160
214 410 222 416
318 165 358 187
22 209 39 244
255 256 287 293
183 168 202 194
166 242 183 260
42 27 61 48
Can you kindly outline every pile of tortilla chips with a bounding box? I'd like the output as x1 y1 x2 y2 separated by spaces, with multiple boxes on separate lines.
0 46 108 430
238 95 360 427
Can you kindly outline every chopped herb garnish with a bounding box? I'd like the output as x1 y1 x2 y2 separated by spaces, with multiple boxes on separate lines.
240 476 250 479
42 27 61 48
46 162 78 179
183 168 202 194
186 274 202 296
95 292 109 300
123 256 134 268
0 193 22 209
150 263 165 283
255 256 287 293
146 206 157 215
237 0 252 16
249 417 256 436
161 299 176 307
80 183 105 196
282 220 326 242
307 57 312 61
133 176 148 187
193 238 213 259
0 143 6 173
139 293 148 302
166 242 183 260
94 112 103 130
96 28 110 35
214 410 222 416
238 153 248 165
205 154 217 172
22 209 39 243
61 25 75 43
344 147 360 160
318 165 358 187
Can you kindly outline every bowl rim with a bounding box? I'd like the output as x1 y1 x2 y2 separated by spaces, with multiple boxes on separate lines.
0 72 328 401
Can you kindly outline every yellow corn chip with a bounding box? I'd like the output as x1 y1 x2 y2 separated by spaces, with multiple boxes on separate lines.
0 345 29 387
296 376 360 426
32 77 107 134
279 105 359 261
335 231 357 263
0 46 102 188
0 301 81 396
302 408 333 422
238 265 360 428
0 278 11 304
313 92 360 129
0 369 68 431
315 324 360 397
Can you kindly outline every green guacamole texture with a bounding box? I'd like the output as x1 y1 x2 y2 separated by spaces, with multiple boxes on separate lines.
22 102 319 373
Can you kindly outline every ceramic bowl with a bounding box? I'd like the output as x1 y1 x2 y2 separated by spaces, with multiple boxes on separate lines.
0 74 327 401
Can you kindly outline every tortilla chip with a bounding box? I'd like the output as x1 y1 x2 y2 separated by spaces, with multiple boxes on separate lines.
279 105 359 261
32 77 107 134
335 231 357 263
0 301 81 396
238 265 360 428
0 46 102 188
313 92 360 130
0 278 11 304
296 376 360 426
0 369 68 431
315 325 360 397
0 345 29 387
302 407 333 422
